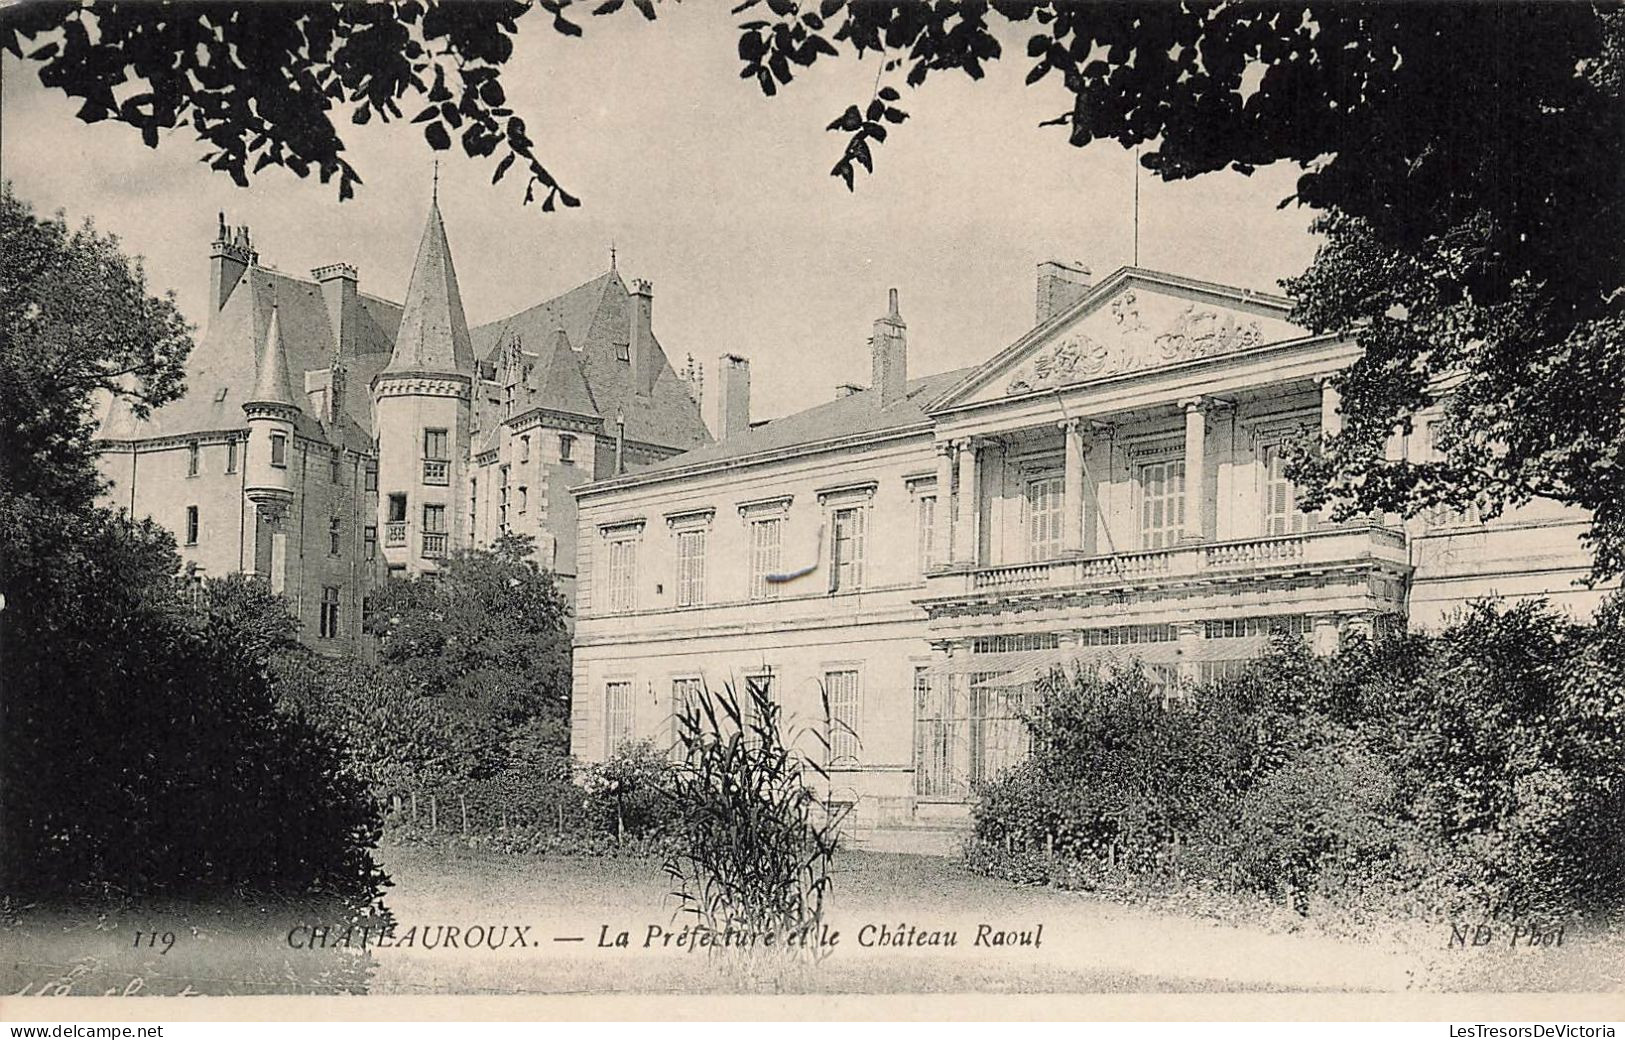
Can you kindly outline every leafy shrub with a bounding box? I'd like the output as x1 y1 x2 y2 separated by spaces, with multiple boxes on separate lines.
581 740 676 840
1233 738 1400 906
966 598 1625 929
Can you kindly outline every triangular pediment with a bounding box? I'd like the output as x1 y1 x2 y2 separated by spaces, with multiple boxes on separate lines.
931 269 1309 410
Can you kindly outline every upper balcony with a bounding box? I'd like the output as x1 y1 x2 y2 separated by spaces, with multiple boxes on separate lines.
920 523 1411 629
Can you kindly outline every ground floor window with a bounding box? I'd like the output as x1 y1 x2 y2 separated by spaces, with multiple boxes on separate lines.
913 668 1032 798
319 586 341 639
824 669 860 767
605 681 633 753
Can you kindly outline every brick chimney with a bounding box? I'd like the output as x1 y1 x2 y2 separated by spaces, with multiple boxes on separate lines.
313 262 359 359
628 279 658 396
1035 260 1091 324
709 353 751 440
870 287 907 409
208 212 257 315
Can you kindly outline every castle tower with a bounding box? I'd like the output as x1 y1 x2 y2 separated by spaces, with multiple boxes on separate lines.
242 303 298 592
372 194 475 575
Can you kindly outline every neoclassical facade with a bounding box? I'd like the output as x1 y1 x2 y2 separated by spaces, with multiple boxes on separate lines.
571 262 1607 834
94 198 711 648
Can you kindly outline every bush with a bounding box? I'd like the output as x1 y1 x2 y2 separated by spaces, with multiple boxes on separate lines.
581 740 676 840
965 598 1625 929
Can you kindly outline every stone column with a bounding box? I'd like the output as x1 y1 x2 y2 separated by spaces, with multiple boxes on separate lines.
1319 377 1343 440
932 440 954 568
954 438 979 566
1180 397 1207 542
1061 419 1086 554
1175 620 1204 688
1310 614 1341 657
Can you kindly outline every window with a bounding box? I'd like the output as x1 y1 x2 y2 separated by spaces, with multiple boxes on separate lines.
914 666 958 798
615 341 630 362
1139 458 1185 549
676 529 706 607
423 428 449 485
364 464 378 493
319 586 341 639
329 448 342 484
184 506 199 545
670 676 703 754
328 517 342 556
825 669 860 767
518 486 528 514
498 466 510 531
423 503 447 559
187 441 200 476
559 434 575 463
830 507 866 592
270 433 288 468
605 535 638 612
387 493 407 523
1262 442 1310 536
1025 475 1065 561
423 428 449 460
916 495 937 575
749 518 782 600
605 681 634 752
743 671 774 731
520 435 531 463
225 440 238 474
364 525 377 560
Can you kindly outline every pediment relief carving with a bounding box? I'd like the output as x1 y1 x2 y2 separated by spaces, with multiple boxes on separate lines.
1004 292 1266 396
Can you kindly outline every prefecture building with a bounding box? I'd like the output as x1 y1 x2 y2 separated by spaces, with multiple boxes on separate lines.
570 261 1608 839
93 198 711 646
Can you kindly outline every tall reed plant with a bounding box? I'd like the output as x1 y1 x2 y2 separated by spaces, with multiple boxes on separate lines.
662 679 846 960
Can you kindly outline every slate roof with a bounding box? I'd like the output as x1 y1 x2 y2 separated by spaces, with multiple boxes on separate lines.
467 270 711 449
636 366 973 476
98 266 396 453
385 200 476 375
97 206 711 458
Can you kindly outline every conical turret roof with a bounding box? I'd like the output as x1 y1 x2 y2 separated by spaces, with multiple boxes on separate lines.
384 199 475 375
247 303 296 406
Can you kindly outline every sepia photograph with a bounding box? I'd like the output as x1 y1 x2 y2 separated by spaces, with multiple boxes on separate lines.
1 0 1623 1027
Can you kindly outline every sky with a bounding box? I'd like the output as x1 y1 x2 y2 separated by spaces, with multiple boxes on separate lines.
1 5 1322 422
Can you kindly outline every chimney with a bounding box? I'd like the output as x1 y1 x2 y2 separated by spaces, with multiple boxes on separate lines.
1035 260 1091 324
870 287 907 409
709 353 751 440
628 279 658 396
313 263 359 359
208 212 257 314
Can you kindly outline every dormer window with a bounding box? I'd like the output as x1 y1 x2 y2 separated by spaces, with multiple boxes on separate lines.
615 342 630 362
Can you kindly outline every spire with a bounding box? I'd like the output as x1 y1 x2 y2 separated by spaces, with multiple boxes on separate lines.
248 303 296 407
384 196 475 375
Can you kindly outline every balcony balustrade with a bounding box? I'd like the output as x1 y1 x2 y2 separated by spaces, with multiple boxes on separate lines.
422 458 450 485
384 521 408 547
421 532 449 559
958 525 1407 597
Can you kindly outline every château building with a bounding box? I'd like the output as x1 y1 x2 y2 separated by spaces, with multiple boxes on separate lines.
569 261 1611 842
93 197 711 647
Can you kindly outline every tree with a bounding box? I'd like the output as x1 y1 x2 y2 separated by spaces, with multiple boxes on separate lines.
0 186 384 909
1 184 192 508
363 532 573 774
0 1 661 209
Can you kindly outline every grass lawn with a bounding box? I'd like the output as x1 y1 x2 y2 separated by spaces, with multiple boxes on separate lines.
367 843 1430 994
